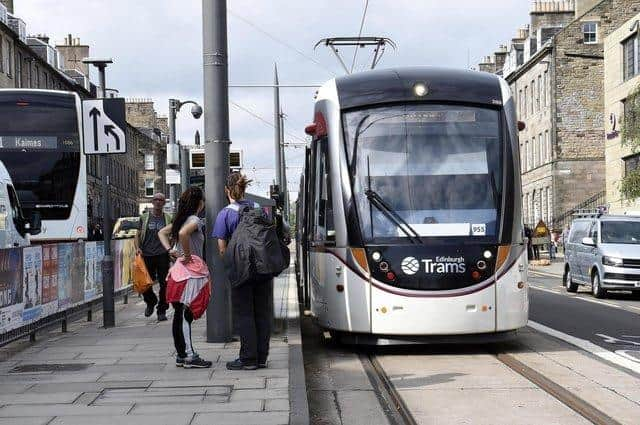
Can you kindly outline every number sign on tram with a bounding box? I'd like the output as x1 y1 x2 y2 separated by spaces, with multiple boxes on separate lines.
81 98 127 154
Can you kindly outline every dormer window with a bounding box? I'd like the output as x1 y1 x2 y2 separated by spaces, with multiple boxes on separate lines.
583 22 598 44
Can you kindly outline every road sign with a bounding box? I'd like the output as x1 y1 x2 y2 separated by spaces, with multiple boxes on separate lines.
82 98 127 154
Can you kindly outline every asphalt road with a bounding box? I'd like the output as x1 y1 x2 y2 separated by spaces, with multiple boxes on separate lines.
529 271 640 363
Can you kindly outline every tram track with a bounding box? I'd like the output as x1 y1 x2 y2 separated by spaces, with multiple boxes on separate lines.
359 347 624 425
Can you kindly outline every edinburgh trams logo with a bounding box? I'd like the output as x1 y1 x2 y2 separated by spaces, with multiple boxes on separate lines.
401 256 466 275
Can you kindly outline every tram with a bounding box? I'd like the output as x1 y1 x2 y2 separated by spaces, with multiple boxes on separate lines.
295 67 528 343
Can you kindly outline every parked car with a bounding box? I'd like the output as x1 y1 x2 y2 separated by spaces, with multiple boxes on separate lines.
564 215 640 298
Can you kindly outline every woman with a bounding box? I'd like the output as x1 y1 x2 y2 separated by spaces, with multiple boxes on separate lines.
158 186 212 369
212 172 271 371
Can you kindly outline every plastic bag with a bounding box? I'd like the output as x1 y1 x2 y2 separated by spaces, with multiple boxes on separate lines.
133 253 153 294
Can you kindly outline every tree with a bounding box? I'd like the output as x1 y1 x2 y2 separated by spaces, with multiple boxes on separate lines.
620 84 640 200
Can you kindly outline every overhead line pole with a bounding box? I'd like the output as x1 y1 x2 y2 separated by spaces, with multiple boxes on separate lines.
204 0 232 343
273 65 282 192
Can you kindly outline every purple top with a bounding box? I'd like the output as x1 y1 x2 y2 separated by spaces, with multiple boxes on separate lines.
212 200 255 241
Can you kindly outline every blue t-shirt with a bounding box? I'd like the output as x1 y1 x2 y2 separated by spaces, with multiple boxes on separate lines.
212 200 256 241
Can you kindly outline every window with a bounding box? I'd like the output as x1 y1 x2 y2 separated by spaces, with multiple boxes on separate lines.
545 130 551 162
15 52 21 88
532 79 537 114
144 153 155 170
583 22 598 44
539 132 544 165
542 72 547 107
518 89 523 116
537 75 542 111
2 38 10 76
546 187 552 224
623 34 638 81
524 86 528 117
624 152 640 176
145 178 155 197
532 135 537 168
311 138 334 242
524 140 529 171
0 37 3 74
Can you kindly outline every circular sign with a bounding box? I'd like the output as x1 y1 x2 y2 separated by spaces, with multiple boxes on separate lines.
401 257 420 275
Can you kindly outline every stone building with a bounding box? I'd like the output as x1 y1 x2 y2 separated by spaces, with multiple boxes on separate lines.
125 99 168 213
480 0 640 228
604 11 640 213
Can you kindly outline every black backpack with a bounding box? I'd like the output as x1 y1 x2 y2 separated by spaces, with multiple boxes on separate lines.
223 205 290 287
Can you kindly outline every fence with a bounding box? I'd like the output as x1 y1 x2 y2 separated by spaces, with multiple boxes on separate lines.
0 238 136 345
550 190 607 231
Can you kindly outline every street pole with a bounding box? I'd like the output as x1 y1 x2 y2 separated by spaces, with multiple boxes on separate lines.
98 65 114 328
168 99 178 210
203 0 232 342
279 111 289 221
180 143 189 192
273 65 282 191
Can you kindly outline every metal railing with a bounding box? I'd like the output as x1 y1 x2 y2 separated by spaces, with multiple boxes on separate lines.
550 191 606 231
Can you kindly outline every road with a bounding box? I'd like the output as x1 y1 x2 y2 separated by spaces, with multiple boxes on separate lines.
528 270 640 364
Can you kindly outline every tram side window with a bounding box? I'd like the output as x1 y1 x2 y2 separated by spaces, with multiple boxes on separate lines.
312 139 335 242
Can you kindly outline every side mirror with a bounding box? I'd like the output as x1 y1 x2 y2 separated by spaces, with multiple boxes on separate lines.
28 211 42 236
581 236 596 246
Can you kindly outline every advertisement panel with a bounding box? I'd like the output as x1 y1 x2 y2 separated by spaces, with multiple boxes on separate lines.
0 249 22 332
22 246 43 323
84 242 97 301
95 242 104 296
71 242 85 304
113 239 135 291
57 244 73 309
41 244 59 316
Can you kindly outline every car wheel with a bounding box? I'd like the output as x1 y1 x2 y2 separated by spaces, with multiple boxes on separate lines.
592 272 607 299
565 267 578 293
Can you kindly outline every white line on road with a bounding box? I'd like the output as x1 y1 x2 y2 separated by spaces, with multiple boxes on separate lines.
529 285 632 311
528 320 640 375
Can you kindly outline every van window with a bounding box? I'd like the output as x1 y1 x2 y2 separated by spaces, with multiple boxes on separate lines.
569 221 590 243
589 222 599 242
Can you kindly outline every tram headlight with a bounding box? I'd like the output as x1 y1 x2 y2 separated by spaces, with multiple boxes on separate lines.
483 250 493 259
372 251 382 262
413 82 428 97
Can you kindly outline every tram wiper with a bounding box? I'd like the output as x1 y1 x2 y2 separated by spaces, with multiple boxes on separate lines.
365 189 423 244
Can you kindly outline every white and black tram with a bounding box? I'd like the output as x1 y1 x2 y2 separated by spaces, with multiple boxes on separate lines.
295 67 528 343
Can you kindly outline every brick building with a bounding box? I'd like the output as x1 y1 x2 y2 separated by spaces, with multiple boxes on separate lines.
480 0 640 229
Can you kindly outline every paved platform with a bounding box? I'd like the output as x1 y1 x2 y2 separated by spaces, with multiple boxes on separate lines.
0 271 307 425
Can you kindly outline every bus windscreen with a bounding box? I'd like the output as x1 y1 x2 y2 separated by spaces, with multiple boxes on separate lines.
0 93 80 220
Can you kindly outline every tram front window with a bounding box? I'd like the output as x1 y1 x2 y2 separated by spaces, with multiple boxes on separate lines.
344 104 502 242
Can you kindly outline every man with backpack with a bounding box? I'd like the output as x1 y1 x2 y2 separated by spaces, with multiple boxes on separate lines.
213 173 289 371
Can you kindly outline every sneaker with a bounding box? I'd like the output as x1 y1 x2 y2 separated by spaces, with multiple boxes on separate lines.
226 358 258 371
157 312 167 321
144 302 157 317
258 362 267 369
184 355 212 369
175 356 186 367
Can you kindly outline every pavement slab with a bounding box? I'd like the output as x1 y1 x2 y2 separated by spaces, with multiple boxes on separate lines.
0 271 303 425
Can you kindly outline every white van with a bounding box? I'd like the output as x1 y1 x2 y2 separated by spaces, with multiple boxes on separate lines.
0 160 40 248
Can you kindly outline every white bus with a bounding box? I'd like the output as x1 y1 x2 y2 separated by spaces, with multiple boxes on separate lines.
296 67 529 344
0 89 87 241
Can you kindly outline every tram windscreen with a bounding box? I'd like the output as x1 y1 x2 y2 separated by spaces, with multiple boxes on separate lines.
344 104 502 241
0 93 80 220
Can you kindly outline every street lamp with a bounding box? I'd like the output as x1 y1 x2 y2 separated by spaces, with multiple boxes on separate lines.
168 99 202 207
82 57 115 328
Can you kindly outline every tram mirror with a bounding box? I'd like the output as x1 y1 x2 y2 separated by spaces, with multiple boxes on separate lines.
517 121 526 132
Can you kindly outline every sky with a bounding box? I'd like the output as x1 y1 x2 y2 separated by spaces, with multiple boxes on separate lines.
14 0 530 199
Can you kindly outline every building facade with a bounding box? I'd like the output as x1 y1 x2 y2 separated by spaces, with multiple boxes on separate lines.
125 99 168 213
481 0 640 228
604 11 640 213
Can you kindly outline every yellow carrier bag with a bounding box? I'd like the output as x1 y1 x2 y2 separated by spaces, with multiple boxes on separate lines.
133 253 153 294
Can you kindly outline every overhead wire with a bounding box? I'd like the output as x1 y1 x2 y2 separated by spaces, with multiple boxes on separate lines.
228 9 336 76
350 0 370 73
229 101 308 144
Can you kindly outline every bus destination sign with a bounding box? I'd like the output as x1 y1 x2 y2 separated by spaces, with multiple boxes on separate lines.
0 136 60 150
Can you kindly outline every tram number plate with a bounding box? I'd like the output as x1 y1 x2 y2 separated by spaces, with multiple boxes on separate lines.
472 224 486 236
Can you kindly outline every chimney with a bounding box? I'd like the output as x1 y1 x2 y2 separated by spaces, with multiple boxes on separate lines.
0 0 13 14
55 34 90 77
35 34 50 44
494 45 508 70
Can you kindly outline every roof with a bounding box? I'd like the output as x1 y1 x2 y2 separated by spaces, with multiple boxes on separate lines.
334 66 504 110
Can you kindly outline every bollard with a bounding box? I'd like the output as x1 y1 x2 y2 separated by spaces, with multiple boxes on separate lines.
123 292 128 304
61 318 67 333
29 331 36 342
87 309 92 322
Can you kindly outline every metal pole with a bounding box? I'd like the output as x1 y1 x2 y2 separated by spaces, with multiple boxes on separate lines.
168 99 177 210
98 65 114 328
204 0 232 342
279 111 289 221
273 65 282 190
180 143 189 192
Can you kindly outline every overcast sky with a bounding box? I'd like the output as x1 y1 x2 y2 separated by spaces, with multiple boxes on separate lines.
15 0 530 198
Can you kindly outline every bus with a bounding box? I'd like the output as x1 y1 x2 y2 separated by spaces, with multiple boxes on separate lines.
296 67 528 343
0 89 87 241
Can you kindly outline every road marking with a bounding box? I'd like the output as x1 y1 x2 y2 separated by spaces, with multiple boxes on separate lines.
529 286 632 311
530 285 562 294
528 321 640 374
529 270 562 279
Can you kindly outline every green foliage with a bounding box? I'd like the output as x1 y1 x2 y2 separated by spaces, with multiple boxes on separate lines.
620 85 640 200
